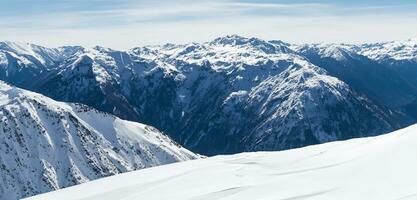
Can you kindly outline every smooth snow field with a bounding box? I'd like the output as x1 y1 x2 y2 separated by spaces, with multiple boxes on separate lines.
27 124 417 200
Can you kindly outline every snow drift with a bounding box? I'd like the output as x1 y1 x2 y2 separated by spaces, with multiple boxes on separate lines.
27 123 417 200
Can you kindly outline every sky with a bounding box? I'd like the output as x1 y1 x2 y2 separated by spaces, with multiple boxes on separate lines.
0 0 416 49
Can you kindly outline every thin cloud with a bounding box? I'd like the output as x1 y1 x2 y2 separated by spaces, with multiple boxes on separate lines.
0 0 416 49
223 2 332 9
0 1 335 30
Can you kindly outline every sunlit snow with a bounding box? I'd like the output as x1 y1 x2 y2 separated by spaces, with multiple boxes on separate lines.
28 123 417 200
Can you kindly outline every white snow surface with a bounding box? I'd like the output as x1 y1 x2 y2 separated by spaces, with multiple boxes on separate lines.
0 81 198 199
27 123 417 200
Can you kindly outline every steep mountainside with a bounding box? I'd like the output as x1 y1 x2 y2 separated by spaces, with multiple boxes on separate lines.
27 123 417 200
0 81 198 200
0 36 414 155
356 39 417 118
295 43 417 108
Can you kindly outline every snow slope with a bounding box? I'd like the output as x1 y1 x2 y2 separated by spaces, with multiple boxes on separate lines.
0 81 198 199
27 123 417 200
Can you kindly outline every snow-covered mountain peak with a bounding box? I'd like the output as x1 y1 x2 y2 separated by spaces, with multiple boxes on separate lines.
320 44 355 61
295 43 359 62
0 81 199 199
0 41 33 55
210 35 293 55
56 46 84 58
0 41 65 66
130 36 302 74
210 34 248 46
359 38 417 62
91 45 116 53
268 39 291 47
125 36 298 74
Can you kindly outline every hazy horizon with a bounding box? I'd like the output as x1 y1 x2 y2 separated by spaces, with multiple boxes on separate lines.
2 35 417 51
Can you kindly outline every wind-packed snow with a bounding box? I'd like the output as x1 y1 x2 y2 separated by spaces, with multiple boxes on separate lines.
0 81 198 199
27 123 417 200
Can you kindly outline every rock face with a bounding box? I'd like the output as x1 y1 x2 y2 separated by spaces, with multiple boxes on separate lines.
0 81 198 200
0 36 415 155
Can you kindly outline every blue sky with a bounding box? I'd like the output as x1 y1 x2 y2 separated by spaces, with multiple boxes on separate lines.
0 0 416 49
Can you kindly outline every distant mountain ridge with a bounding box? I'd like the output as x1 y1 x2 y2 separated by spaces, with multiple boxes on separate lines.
0 36 416 155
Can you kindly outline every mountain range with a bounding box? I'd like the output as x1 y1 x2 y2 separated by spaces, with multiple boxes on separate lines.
1 36 417 156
